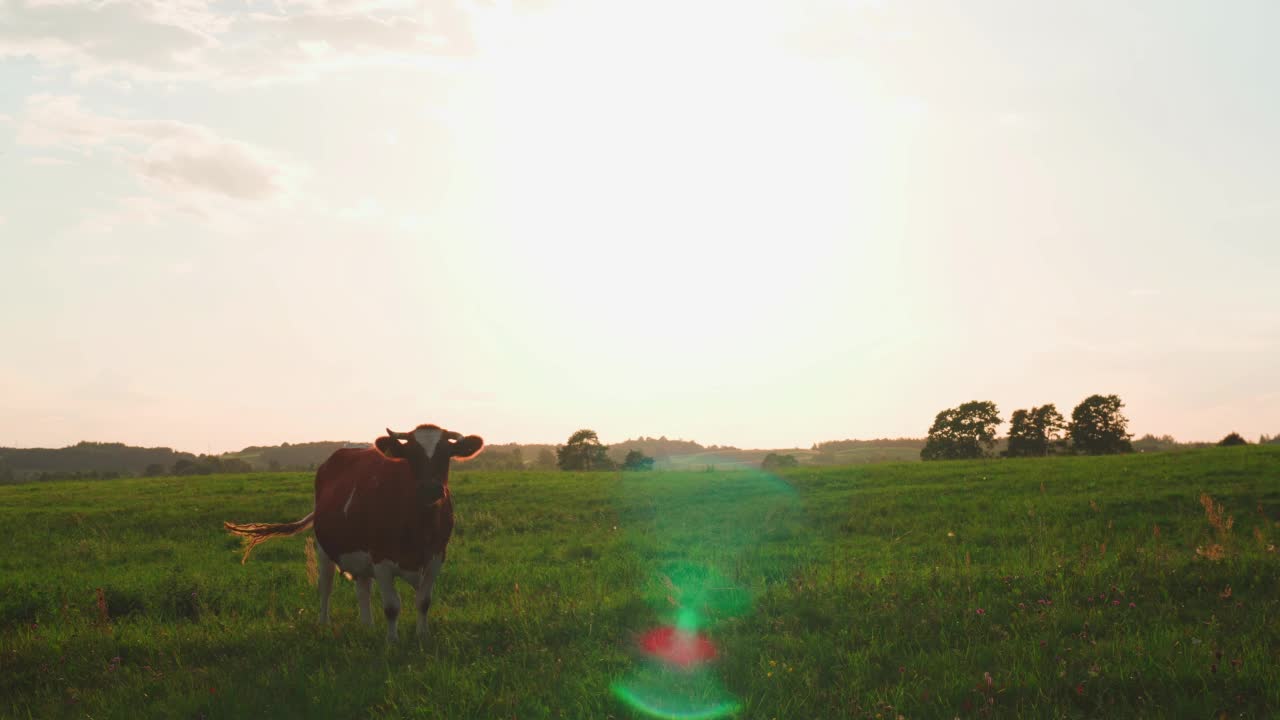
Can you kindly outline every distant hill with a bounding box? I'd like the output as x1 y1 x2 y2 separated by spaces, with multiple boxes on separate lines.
1132 434 1213 453
1 430 1257 483
0 442 196 482
607 436 721 465
810 438 927 465
222 441 363 471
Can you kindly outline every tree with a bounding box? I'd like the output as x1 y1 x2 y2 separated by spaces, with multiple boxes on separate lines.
1068 394 1133 455
465 446 524 471
1218 432 1248 447
556 429 615 471
921 401 1002 461
532 448 558 471
761 453 799 470
222 458 253 473
1006 404 1066 457
144 463 165 477
622 450 655 471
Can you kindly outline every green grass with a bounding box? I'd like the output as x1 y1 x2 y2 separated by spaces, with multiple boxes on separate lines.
2 447 1279 719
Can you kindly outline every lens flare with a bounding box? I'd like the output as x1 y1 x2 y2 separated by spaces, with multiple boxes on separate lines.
638 626 717 669
610 683 740 720
612 464 803 719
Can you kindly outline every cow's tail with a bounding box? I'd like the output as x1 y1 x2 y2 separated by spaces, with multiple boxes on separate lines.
223 511 315 564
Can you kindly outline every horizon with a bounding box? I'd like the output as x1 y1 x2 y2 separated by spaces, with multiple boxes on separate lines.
2 1 1278 453
0 422 1256 457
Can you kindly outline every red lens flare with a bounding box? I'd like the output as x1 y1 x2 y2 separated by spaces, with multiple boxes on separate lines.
638 626 718 669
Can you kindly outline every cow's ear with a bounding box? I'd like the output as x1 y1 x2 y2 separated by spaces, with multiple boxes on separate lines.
451 435 484 461
375 436 406 458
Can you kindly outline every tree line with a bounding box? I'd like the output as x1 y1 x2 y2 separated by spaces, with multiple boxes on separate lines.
555 430 655 471
922 394 1136 461
921 394 1266 461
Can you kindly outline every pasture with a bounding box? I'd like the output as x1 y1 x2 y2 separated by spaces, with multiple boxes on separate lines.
2 447 1279 719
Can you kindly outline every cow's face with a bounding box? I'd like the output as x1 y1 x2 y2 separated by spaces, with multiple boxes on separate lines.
381 424 486 501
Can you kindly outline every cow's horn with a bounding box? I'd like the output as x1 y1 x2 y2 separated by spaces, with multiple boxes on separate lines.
386 427 410 440
444 431 463 441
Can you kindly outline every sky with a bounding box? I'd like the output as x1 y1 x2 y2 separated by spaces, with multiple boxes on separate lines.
1 0 1277 453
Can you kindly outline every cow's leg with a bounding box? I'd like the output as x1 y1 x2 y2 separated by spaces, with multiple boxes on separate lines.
317 542 336 624
356 576 374 626
415 555 444 641
373 562 401 642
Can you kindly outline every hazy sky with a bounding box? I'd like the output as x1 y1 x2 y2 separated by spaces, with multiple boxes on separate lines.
1 0 1277 452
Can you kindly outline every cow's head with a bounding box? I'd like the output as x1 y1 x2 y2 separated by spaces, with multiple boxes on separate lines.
381 424 485 504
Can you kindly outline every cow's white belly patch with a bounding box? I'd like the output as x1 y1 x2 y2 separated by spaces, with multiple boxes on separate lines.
336 552 420 583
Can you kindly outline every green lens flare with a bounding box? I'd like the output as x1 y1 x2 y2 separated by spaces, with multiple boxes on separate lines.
675 607 699 634
612 463 804 719
611 668 741 720
657 562 752 630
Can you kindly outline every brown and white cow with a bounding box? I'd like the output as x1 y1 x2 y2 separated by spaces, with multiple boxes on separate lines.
224 424 484 641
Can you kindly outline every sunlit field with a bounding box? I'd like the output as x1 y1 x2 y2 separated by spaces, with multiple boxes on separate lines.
3 447 1279 719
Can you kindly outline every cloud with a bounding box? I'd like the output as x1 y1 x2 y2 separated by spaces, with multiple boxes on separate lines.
131 130 282 200
0 0 223 81
16 94 289 200
0 0 473 84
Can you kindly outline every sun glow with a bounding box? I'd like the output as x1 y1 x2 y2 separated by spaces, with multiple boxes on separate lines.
442 1 910 333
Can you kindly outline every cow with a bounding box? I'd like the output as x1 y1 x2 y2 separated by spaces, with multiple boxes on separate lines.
224 424 484 641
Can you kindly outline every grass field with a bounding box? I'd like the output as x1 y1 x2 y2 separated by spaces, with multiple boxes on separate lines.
2 447 1278 719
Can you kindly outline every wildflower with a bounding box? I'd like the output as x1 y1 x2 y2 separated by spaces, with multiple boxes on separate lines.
975 608 986 616
947 531 955 538
1075 684 1084 696
1129 602 1136 608
1112 600 1120 606
1018 603 1026 610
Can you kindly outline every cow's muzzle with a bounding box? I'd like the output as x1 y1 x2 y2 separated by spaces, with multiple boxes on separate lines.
418 483 446 506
